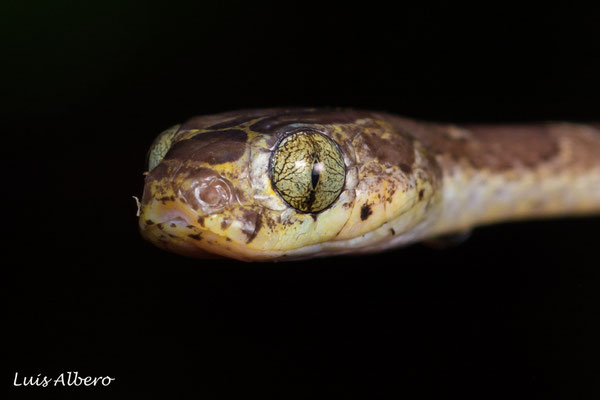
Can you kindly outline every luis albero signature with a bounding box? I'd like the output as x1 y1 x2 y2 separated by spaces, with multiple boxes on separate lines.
13 372 115 387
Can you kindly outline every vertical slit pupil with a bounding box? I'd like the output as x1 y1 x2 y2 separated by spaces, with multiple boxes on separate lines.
311 160 321 189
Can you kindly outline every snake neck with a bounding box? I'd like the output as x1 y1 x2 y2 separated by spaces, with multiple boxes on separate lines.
407 122 600 235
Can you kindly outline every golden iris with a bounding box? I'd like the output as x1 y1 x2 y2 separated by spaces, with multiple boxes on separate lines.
270 131 346 213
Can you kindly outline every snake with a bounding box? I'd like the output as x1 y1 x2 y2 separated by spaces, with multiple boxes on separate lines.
138 108 600 262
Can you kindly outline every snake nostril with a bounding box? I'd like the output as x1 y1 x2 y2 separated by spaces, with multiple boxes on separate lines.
179 168 234 214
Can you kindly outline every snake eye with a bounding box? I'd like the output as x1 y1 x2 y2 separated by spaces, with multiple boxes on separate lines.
270 131 346 213
147 125 180 171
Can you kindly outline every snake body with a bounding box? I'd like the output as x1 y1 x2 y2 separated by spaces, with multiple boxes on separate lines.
139 109 600 261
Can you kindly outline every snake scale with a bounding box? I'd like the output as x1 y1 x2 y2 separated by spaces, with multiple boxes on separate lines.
138 108 600 262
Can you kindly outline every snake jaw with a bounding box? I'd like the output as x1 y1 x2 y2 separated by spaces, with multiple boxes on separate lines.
138 110 600 261
139 109 451 261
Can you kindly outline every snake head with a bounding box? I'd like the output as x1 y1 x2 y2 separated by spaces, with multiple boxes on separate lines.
139 109 441 261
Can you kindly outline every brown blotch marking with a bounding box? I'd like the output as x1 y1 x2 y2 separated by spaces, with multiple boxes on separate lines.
361 132 415 168
240 210 263 244
221 218 232 230
186 225 195 229
226 237 232 242
157 196 174 203
246 215 262 244
360 203 373 221
164 129 248 165
548 123 600 168
418 189 424 201
399 119 561 171
157 224 164 230
386 188 396 203
145 219 154 225
311 214 318 222
188 233 202 240
465 125 560 169
149 163 170 181
263 216 278 230
399 163 412 174
390 228 396 235
170 223 176 228
197 216 205 227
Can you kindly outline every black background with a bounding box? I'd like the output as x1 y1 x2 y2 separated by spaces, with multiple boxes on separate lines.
3 2 600 398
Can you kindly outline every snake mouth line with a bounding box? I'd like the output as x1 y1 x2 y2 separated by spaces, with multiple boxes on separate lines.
139 201 278 261
139 198 201 229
